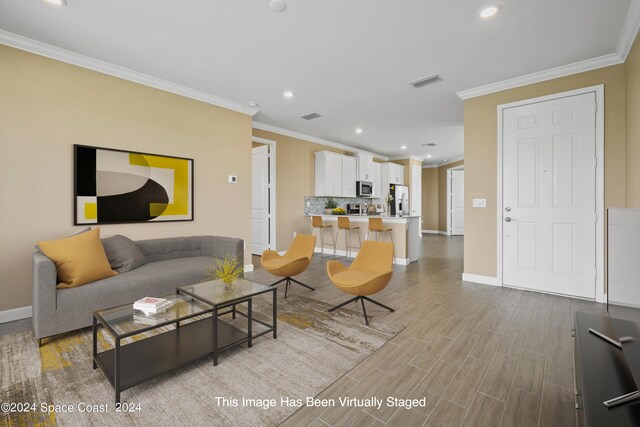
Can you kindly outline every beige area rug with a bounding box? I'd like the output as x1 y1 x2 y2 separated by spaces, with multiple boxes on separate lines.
0 295 403 426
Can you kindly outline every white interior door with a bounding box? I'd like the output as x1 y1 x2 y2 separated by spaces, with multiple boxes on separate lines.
411 164 422 234
252 145 270 255
451 170 464 235
502 92 596 298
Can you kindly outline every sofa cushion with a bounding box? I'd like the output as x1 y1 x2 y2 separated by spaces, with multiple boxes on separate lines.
38 227 117 288
102 235 147 273
56 257 217 315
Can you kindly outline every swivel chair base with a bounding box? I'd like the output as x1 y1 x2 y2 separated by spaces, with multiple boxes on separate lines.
328 296 394 325
270 277 315 298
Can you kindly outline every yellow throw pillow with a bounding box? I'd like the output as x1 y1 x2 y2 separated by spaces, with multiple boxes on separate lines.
38 227 118 288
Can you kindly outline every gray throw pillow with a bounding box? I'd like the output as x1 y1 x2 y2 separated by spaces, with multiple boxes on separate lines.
101 235 147 273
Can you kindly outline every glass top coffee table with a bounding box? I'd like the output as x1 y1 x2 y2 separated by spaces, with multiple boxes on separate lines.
92 279 277 403
178 279 278 365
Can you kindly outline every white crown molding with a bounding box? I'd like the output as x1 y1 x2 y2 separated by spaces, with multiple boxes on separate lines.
438 155 465 167
252 121 388 160
456 2 640 101
0 30 259 116
456 53 622 100
422 164 438 169
618 0 640 61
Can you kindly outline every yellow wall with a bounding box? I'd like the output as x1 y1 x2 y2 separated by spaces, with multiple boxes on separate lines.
251 129 349 252
420 160 464 233
627 38 640 208
0 45 253 311
421 168 439 231
463 64 626 278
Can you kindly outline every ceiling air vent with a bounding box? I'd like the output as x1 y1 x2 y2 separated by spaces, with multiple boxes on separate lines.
409 74 442 88
422 143 438 147
301 112 322 120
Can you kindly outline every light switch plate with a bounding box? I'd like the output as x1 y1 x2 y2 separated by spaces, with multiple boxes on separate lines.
473 198 487 208
228 175 238 184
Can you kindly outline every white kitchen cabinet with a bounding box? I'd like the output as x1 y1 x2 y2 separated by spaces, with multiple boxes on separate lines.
341 156 357 197
372 162 381 198
390 163 404 185
315 151 343 196
356 154 374 182
380 162 404 190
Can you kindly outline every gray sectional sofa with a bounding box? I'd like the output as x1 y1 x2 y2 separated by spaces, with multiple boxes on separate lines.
32 235 243 343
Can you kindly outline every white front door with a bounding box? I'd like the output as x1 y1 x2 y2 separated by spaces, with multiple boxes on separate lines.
502 92 596 298
252 145 270 255
451 170 464 235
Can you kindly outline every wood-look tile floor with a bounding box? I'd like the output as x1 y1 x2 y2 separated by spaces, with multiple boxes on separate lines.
0 235 604 426
246 234 605 427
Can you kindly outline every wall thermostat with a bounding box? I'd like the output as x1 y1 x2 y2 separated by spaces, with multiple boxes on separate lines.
228 175 238 184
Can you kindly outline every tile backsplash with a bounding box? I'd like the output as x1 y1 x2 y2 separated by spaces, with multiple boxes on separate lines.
304 196 384 215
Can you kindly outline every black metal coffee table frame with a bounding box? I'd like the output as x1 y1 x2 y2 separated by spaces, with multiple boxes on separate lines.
92 282 277 403
178 284 278 366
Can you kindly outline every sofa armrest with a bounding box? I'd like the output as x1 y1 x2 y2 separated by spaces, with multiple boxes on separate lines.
201 236 244 262
32 252 58 339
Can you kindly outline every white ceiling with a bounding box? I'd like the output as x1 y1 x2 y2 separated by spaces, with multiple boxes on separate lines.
0 0 633 164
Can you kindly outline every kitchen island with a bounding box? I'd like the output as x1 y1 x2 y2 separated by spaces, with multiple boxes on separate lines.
305 214 421 265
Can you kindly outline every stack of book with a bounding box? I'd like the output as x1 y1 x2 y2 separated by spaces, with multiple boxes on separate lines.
133 297 174 315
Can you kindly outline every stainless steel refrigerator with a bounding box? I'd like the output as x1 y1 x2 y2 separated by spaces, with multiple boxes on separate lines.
389 184 409 216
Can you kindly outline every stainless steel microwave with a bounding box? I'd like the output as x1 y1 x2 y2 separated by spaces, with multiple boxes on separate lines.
357 181 373 197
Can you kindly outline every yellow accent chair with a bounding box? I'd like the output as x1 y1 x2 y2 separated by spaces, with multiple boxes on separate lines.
326 240 395 324
261 234 316 298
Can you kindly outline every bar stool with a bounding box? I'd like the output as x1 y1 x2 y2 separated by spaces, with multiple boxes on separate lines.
310 216 335 257
337 216 361 258
368 217 395 264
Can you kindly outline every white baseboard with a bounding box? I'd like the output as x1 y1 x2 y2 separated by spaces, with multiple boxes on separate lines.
244 264 254 272
0 305 32 324
421 229 440 234
314 247 410 265
462 273 500 287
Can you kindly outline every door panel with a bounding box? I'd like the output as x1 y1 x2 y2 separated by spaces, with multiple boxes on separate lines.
252 145 270 255
502 92 596 298
451 170 464 235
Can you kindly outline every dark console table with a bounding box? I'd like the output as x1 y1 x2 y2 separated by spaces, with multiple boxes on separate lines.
574 312 640 426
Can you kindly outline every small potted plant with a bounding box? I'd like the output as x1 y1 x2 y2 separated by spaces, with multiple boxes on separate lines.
324 198 338 215
205 254 243 289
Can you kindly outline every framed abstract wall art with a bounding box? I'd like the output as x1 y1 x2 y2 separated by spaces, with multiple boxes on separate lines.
74 145 194 224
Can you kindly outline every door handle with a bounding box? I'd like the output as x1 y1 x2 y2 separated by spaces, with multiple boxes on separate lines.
505 217 513 222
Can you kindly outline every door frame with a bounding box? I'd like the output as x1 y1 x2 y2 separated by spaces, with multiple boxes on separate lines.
447 165 465 236
496 84 605 302
252 136 277 251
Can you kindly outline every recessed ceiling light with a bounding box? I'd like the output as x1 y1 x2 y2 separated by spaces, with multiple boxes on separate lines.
248 102 259 108
479 5 499 19
355 128 363 134
427 155 432 158
44 0 67 6
269 0 287 12
283 90 294 98
401 145 407 150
